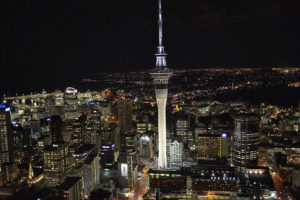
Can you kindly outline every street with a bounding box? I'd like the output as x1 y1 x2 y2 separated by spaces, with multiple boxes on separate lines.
130 173 148 200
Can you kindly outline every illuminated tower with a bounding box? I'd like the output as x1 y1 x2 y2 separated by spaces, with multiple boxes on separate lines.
150 0 172 169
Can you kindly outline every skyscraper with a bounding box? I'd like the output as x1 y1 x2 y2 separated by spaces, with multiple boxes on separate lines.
118 100 132 133
150 0 172 169
50 115 63 143
167 138 183 169
64 87 79 120
43 142 71 187
0 104 14 168
233 115 259 175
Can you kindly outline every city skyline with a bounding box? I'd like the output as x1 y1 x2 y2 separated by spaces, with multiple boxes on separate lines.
0 0 300 199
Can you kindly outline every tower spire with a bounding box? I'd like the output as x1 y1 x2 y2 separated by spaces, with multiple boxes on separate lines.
158 0 163 47
155 0 167 69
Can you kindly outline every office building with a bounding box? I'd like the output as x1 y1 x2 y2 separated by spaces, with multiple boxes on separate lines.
148 158 236 199
72 115 86 145
195 133 229 159
40 117 50 136
49 115 63 143
233 115 259 175
57 176 84 200
119 148 138 189
100 143 116 169
1 162 18 186
175 113 190 143
73 144 96 168
43 142 71 187
85 107 101 151
0 104 13 169
139 133 155 160
121 132 138 150
82 153 100 197
64 87 79 120
167 138 183 169
118 100 132 132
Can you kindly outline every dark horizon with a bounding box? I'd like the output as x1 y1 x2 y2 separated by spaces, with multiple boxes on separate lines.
1 0 300 91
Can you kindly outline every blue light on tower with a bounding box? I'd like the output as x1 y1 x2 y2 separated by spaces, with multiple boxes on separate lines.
222 133 227 139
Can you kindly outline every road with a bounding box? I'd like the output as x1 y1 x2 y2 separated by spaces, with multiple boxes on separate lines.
130 158 156 200
131 173 148 200
272 173 291 200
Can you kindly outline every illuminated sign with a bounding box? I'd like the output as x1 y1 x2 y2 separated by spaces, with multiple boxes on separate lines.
101 144 115 149
121 163 128 177
5 107 10 112
0 104 6 108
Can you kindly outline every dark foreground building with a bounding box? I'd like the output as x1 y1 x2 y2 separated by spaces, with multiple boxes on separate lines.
148 159 236 199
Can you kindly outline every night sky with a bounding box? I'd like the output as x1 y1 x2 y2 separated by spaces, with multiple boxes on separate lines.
1 0 300 92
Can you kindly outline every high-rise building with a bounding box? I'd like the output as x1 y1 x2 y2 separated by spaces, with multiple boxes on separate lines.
1 162 18 186
101 122 120 151
175 114 190 143
72 115 86 145
119 148 138 189
50 115 63 143
71 149 100 198
82 153 100 197
233 115 259 175
118 100 132 132
139 133 155 161
137 115 151 134
0 104 14 169
45 95 58 116
121 132 138 150
195 133 229 159
64 87 80 120
167 139 183 169
57 176 84 200
13 125 32 149
40 117 50 136
43 142 71 187
85 107 101 151
100 143 116 169
150 0 172 169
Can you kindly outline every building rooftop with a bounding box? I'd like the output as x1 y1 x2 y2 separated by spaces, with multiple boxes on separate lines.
44 141 66 151
84 153 98 164
197 157 228 166
74 144 95 154
58 177 81 191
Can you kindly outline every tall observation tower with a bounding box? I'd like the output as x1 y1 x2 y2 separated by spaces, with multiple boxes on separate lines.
150 0 172 169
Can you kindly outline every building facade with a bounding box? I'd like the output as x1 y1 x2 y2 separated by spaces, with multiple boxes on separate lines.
167 139 183 169
0 105 13 169
118 100 132 133
43 142 71 187
233 115 259 175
